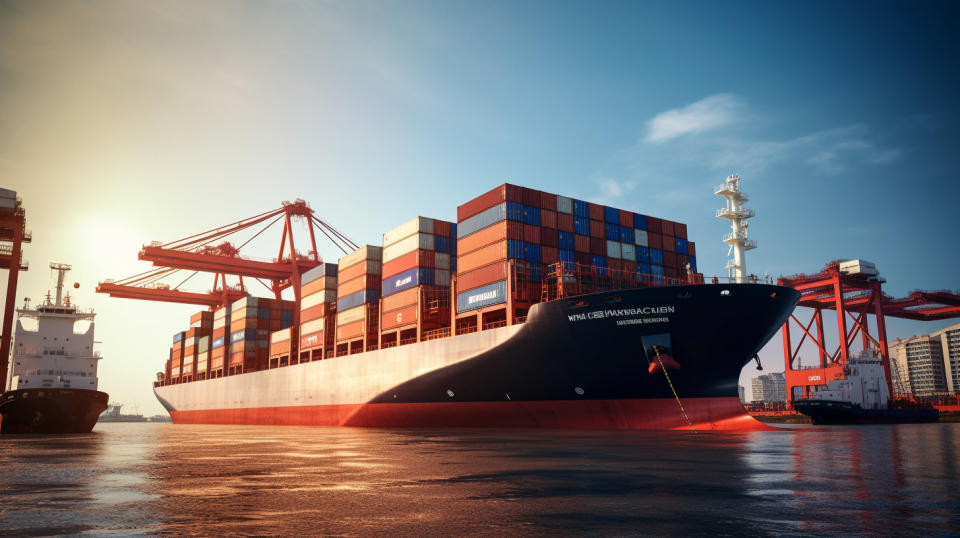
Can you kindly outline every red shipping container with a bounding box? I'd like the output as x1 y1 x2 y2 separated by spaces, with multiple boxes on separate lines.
382 249 434 279
338 274 380 297
663 235 676 252
458 261 509 292
540 191 557 210
574 251 591 265
589 220 603 239
337 320 365 341
523 224 540 244
381 304 419 330
541 209 557 229
663 251 677 268
269 340 291 356
688 242 696 257
588 203 603 221
557 213 574 232
542 246 559 265
590 237 604 256
458 220 522 255
300 303 327 322
675 222 687 239
648 233 663 250
339 260 380 283
383 287 419 311
619 209 632 227
522 187 541 206
647 217 662 234
662 220 675 237
540 227 558 247
621 260 637 273
574 234 590 252
458 241 508 273
676 254 689 270
434 220 451 237
664 265 678 278
608 259 622 272
300 330 323 350
457 183 523 222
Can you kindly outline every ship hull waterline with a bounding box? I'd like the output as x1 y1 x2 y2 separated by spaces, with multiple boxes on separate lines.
156 284 800 431
0 389 109 434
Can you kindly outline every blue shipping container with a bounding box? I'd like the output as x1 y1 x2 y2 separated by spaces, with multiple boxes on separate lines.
619 225 633 243
523 243 541 263
573 199 590 217
506 201 523 222
458 203 506 239
456 280 507 313
382 267 434 297
591 255 607 268
633 213 648 230
281 319 293 330
689 256 697 272
230 329 257 343
173 332 184 343
559 249 575 262
212 337 225 349
638 262 652 275
434 235 451 253
522 205 541 226
604 206 619 223
636 246 650 263
301 262 337 284
676 238 688 255
558 231 574 250
258 308 270 318
650 248 664 265
573 216 589 236
604 223 619 241
337 289 380 311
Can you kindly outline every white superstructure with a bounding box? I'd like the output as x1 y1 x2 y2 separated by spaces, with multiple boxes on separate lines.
5 263 101 392
715 174 756 283
806 350 891 409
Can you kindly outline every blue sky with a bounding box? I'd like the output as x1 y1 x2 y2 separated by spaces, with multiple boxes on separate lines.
1 1 958 410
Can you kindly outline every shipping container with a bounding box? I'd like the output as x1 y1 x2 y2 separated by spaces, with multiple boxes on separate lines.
648 233 663 250
588 203 603 221
621 243 636 261
337 289 380 311
662 235 676 252
556 195 573 214
301 275 337 296
618 209 632 227
382 267 435 296
634 229 648 247
383 287 419 312
572 199 589 217
606 240 622 259
338 259 382 283
383 233 435 263
339 245 383 270
574 234 590 253
382 249 434 278
590 219 603 239
557 213 574 232
633 213 648 230
381 303 419 330
337 320 366 341
457 183 523 223
590 237 604 256
382 216 435 246
540 227 558 247
540 209 557 229
604 206 619 223
647 217 662 234
456 280 507 313
302 263 338 284
458 261 509 292
301 289 336 311
662 220 675 237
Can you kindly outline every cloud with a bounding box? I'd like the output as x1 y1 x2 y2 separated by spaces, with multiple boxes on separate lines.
645 93 742 142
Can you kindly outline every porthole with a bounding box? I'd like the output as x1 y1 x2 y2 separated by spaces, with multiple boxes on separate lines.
574 386 585 395
446 389 455 398
720 290 731 296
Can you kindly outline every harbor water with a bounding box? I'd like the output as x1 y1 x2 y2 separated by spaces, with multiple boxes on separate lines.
1 422 958 535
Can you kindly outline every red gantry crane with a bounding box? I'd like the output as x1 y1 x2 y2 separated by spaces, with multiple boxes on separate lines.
0 189 31 391
97 200 358 329
778 260 960 406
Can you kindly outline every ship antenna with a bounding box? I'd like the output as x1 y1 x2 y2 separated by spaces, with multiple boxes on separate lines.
49 262 72 306
714 174 756 283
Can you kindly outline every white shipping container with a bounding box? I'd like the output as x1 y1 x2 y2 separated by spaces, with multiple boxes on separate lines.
172 366 180 376
556 195 573 214
300 289 336 310
301 317 325 335
270 328 291 343
434 269 451 287
198 351 208 363
339 245 383 270
336 304 366 326
382 233 435 263
434 252 451 270
199 336 210 353
231 296 258 312
634 229 648 247
213 317 226 329
839 259 878 276
621 243 636 261
382 217 435 246
213 307 229 320
606 240 622 259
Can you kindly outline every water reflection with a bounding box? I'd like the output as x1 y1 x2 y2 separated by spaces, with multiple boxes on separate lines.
0 423 958 534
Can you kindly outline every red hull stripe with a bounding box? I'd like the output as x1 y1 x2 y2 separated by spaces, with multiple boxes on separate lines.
169 397 774 431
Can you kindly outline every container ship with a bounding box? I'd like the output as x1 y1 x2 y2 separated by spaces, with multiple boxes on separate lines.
143 183 799 430
1 263 109 434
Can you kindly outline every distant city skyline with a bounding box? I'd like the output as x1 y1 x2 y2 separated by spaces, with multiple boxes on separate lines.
2 1 958 414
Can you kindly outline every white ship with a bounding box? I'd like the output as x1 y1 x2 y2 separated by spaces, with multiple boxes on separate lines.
1 263 108 433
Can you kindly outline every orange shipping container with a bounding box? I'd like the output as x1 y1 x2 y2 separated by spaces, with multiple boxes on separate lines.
557 213 574 232
300 303 328 322
541 209 557 229
574 234 590 253
338 259 381 283
300 330 324 350
269 340 291 356
457 220 522 256
336 320 365 341
589 219 603 239
381 304 419 330
301 276 337 296
382 249 434 279
457 241 508 274
458 261 509 292
457 183 523 222
382 287 419 312
338 274 380 296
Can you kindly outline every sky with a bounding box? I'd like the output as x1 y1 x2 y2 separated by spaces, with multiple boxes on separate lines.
1 0 958 412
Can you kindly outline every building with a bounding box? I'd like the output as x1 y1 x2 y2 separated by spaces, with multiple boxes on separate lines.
738 385 745 404
751 372 786 403
889 321 960 397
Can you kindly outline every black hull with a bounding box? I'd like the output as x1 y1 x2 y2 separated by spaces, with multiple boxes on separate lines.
0 389 109 434
794 400 940 425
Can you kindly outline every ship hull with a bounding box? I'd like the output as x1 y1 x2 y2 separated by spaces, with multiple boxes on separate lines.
156 284 799 431
0 389 109 434
794 400 940 425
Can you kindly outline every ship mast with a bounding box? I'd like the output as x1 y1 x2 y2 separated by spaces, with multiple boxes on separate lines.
715 174 756 283
50 262 71 306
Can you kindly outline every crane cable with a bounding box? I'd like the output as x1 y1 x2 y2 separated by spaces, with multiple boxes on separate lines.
653 347 697 433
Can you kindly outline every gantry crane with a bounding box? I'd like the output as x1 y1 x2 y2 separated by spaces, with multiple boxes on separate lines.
0 189 31 390
97 200 358 328
778 260 960 406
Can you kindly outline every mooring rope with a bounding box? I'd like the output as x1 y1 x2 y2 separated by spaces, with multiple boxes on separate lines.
653 347 697 433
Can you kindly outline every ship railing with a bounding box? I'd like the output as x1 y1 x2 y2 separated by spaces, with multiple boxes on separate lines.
482 319 508 330
398 336 417 346
421 327 451 341
381 341 397 349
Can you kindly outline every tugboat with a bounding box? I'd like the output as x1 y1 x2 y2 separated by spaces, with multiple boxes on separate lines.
1 263 108 433
793 350 939 425
98 402 147 423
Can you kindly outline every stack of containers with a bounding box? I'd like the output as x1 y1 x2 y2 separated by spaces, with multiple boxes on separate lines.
455 184 544 322
210 306 232 378
228 297 267 374
268 328 292 367
298 263 338 361
336 245 382 354
170 331 185 382
379 217 456 344
181 311 213 381
196 335 210 380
